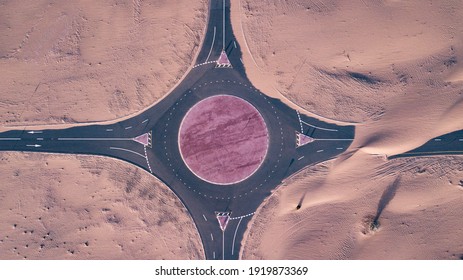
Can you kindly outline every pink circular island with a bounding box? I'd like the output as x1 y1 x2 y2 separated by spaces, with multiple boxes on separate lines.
178 95 269 185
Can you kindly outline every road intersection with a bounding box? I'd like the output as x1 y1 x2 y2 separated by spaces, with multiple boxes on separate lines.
0 0 461 260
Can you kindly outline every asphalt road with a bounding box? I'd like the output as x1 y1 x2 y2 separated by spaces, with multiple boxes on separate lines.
0 0 358 259
389 129 463 159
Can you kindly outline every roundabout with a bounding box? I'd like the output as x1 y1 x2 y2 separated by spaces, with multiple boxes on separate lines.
158 78 290 200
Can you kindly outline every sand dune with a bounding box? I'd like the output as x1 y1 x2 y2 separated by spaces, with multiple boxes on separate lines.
232 0 463 124
0 152 204 259
242 154 463 259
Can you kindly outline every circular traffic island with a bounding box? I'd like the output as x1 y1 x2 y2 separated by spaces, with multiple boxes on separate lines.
179 95 269 185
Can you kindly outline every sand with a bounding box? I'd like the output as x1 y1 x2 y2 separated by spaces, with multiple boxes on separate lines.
0 152 204 260
233 0 463 259
242 154 463 259
0 0 207 126
232 0 463 123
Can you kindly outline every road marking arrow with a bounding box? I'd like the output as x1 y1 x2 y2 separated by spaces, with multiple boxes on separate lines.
26 144 41 148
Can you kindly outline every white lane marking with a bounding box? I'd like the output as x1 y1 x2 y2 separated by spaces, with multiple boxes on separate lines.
230 212 255 220
210 233 214 241
193 60 217 68
26 144 41 148
27 131 42 134
37 138 43 140
222 231 225 260
434 138 441 141
336 147 344 150
234 41 237 48
317 149 324 153
314 138 354 141
459 139 463 141
0 138 21 140
142 119 149 124
58 138 131 141
222 0 226 50
109 147 146 158
143 146 153 173
202 214 208 221
125 126 132 130
205 26 216 62
296 110 304 133
301 120 338 132
231 217 243 256
298 156 305 161
105 129 113 132
213 251 216 259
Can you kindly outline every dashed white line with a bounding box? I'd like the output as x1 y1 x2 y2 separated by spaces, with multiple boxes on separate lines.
230 212 255 220
37 138 43 141
336 147 344 150
317 149 324 153
296 110 303 133
434 138 442 141
110 147 146 158
459 139 463 141
233 41 237 48
213 251 216 259
298 156 305 160
125 126 132 130
144 146 153 173
0 138 21 140
210 233 214 241
105 129 113 132
202 214 208 221
142 119 149 123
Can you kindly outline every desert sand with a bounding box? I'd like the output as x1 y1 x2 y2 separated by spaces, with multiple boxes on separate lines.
233 0 463 259
0 152 204 259
0 0 207 126
0 0 207 259
241 154 463 260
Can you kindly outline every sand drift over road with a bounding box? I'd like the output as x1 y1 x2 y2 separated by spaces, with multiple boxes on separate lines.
179 95 269 185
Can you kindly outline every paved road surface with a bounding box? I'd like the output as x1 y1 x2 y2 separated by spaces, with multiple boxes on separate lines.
389 130 463 159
